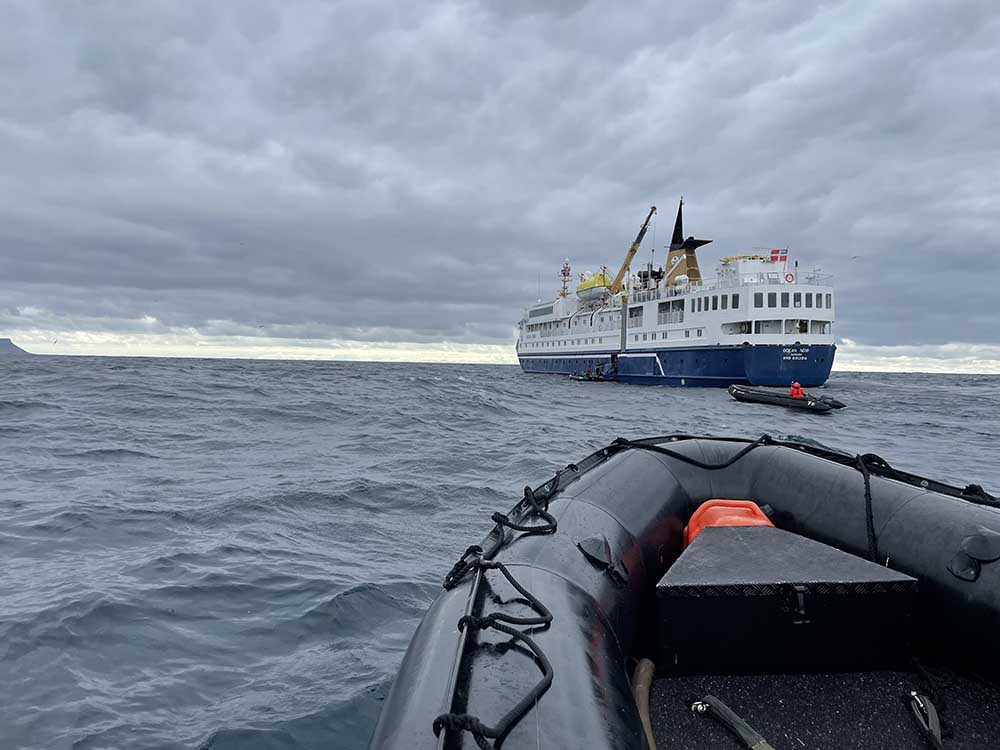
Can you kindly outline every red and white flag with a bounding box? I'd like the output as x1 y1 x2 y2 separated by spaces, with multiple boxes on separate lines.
769 248 788 262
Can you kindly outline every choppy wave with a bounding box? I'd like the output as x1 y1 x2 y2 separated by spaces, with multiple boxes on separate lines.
1 356 998 749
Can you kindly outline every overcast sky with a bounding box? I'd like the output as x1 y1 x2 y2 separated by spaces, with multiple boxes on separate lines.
2 1 998 370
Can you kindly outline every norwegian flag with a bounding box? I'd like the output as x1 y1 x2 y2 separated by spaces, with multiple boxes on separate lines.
769 248 788 262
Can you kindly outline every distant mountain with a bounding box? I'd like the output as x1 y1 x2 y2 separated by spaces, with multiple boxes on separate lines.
0 338 31 356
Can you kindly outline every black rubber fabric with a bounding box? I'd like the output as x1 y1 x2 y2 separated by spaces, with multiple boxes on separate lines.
648 671 1000 750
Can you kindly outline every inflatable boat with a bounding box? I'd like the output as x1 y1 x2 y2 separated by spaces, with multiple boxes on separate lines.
368 435 1000 750
728 384 845 412
568 372 617 383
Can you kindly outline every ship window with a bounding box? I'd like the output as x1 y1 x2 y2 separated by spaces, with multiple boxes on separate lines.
794 292 802 308
721 295 728 310
781 292 789 307
643 333 647 341
712 296 719 310
690 299 695 313
634 335 639 342
805 293 813 308
754 292 764 308
815 295 823 309
768 292 777 307
685 330 691 338
826 293 832 308
731 294 739 308
697 329 703 337
696 297 702 312
754 321 761 334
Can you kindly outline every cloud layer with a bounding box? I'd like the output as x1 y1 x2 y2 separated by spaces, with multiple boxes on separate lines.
2 1 999 364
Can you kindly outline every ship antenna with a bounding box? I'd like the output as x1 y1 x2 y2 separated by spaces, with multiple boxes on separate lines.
650 212 657 261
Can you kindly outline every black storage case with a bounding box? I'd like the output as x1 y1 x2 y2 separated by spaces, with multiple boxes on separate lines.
656 526 917 675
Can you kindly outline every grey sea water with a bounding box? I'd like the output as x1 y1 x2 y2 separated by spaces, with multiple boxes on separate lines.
2 357 999 750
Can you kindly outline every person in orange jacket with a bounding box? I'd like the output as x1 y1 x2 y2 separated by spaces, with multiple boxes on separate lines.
789 381 804 399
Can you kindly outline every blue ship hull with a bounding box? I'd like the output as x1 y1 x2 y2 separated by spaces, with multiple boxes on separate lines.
518 343 835 387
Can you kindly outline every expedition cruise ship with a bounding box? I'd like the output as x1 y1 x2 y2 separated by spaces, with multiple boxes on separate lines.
515 201 836 386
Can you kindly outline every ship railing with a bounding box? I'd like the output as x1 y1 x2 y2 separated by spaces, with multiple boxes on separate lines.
657 311 685 325
694 271 834 290
629 271 831 301
631 289 662 303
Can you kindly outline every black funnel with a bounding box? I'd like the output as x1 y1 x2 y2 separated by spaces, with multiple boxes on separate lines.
669 198 712 251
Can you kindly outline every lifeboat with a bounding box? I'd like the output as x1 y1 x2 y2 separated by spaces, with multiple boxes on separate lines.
368 435 1000 750
575 271 611 301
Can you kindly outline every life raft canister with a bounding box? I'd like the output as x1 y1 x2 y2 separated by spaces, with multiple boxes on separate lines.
684 499 774 547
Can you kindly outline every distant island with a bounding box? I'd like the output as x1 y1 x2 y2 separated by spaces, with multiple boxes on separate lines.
0 338 31 356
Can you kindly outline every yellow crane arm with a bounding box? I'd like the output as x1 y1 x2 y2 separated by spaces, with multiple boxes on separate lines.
609 205 657 294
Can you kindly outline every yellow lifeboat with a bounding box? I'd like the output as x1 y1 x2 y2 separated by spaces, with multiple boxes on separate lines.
576 271 611 301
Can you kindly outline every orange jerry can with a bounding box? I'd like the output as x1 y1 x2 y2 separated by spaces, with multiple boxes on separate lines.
684 499 773 547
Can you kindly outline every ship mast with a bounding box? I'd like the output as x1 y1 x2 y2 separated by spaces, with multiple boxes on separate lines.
609 206 657 295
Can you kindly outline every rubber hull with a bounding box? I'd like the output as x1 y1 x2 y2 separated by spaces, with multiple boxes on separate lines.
368 438 1000 750
728 384 834 411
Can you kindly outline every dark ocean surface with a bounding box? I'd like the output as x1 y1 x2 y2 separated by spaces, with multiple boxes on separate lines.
2 357 999 750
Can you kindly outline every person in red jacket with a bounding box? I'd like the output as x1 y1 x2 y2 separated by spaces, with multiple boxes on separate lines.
789 381 804 399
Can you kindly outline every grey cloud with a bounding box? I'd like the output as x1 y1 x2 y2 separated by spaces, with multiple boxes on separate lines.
1 0 998 350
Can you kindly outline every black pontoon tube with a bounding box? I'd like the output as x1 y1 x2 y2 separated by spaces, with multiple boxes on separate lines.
368 435 1000 750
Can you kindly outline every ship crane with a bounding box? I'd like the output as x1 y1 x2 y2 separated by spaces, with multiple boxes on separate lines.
609 205 657 295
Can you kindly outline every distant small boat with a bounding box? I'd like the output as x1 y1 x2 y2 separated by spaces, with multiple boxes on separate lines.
569 369 616 383
728 383 844 412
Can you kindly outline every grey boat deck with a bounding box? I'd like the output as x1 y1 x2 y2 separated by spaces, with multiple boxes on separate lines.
649 670 1000 750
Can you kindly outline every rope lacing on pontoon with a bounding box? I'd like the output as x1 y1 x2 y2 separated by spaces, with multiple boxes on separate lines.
443 484 558 591
607 434 775 470
432 560 554 750
855 454 881 563
436 480 565 748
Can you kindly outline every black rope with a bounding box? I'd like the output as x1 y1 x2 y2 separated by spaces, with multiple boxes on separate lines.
443 486 557 590
433 560 554 749
609 434 773 470
621 433 999 508
443 545 484 590
856 454 880 563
